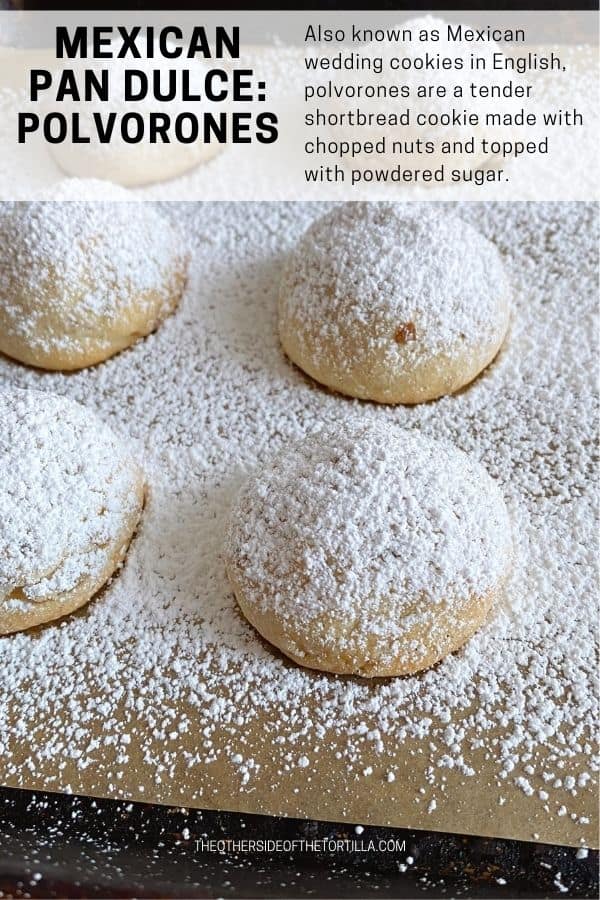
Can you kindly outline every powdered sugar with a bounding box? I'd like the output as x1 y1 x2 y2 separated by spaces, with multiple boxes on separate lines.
40 178 133 203
0 200 596 843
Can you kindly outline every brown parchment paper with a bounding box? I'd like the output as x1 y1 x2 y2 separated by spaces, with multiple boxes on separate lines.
1 621 597 849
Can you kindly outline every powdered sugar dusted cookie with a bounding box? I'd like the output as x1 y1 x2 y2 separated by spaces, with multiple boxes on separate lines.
0 185 188 370
279 203 511 404
0 388 145 634
49 54 221 187
225 421 512 677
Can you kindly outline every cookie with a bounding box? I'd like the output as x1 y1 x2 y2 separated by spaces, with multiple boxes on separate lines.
0 187 188 370
49 55 221 187
225 421 512 678
279 203 511 404
0 388 145 634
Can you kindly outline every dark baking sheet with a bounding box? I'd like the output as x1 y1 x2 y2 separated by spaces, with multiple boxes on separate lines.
0 787 597 898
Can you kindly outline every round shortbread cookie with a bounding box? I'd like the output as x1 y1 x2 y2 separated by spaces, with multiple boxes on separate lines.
279 203 511 404
0 388 145 634
49 54 221 187
225 422 512 678
0 186 188 370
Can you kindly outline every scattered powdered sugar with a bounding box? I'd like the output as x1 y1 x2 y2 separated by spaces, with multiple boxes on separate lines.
0 196 183 358
0 388 141 604
279 203 510 374
0 200 597 842
225 421 511 669
39 178 134 203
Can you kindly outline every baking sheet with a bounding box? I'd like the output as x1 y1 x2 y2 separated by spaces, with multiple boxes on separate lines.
0 201 597 849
